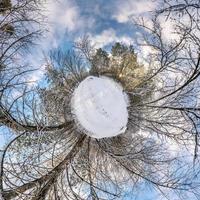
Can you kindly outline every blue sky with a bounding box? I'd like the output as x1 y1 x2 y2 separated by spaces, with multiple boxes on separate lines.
22 0 162 85
2 0 159 149
1 0 197 199
43 0 155 47
26 0 182 86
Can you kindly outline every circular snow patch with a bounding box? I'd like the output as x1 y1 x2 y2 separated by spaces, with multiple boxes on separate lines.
71 76 128 138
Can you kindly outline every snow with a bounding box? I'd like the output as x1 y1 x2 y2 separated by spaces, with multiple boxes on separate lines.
71 76 129 138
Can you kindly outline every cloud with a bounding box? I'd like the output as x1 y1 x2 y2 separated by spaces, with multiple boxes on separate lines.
46 0 81 33
40 0 87 50
89 28 134 48
24 63 46 87
113 0 157 23
23 0 83 86
157 16 180 43
27 69 45 86
42 0 97 50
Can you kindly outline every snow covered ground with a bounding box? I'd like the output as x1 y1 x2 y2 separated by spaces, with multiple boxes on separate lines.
71 76 129 138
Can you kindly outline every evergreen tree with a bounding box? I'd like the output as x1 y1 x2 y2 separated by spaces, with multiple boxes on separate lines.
111 42 128 56
90 48 109 74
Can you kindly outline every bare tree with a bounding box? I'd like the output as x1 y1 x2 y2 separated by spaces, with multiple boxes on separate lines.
1 0 200 199
131 0 200 157
0 0 46 132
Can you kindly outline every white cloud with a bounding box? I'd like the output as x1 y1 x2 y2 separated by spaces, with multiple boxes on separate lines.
26 64 46 87
89 28 133 48
60 5 79 32
42 0 97 51
90 29 116 48
113 0 157 23
39 0 86 50
45 0 81 33
21 0 84 86
157 16 180 43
